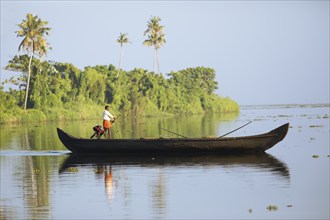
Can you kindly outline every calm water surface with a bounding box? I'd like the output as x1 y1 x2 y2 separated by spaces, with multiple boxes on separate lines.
1 105 329 219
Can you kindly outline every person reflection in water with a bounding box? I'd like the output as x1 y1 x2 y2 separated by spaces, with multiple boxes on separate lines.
105 165 114 201
95 164 115 202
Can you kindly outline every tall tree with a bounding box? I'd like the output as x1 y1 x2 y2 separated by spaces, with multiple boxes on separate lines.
143 16 166 74
116 33 130 78
16 13 51 110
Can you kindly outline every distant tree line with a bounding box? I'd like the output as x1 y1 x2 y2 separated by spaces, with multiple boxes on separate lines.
2 55 239 115
0 13 239 123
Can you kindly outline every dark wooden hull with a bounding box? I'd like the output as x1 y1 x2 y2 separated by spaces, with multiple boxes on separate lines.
57 123 289 154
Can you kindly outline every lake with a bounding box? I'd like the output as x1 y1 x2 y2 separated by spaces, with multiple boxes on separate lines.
1 104 329 219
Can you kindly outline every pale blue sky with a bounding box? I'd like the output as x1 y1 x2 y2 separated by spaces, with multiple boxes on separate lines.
1 0 329 105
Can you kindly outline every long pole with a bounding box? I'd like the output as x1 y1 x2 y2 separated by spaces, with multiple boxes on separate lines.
112 114 121 124
112 114 121 138
218 121 252 138
161 127 187 138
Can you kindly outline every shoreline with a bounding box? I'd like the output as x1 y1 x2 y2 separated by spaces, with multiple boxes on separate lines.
2 103 328 126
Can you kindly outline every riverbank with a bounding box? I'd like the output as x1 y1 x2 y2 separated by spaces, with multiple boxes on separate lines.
0 102 239 124
0 104 103 124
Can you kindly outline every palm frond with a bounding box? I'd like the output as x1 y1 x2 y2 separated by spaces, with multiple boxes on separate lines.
16 13 51 57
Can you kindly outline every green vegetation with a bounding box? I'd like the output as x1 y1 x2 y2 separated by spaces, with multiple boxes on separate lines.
0 14 239 124
1 57 239 123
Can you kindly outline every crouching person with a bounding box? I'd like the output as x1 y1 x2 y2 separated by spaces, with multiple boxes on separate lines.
91 125 104 139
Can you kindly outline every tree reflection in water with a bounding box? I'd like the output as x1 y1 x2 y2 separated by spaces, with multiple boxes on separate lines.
151 168 166 218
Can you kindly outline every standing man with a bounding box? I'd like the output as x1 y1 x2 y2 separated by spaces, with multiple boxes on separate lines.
103 105 115 139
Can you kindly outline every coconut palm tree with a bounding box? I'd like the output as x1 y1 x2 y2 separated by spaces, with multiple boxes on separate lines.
116 33 130 78
16 13 51 110
143 16 166 74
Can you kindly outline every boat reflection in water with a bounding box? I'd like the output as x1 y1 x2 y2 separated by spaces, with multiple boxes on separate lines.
59 153 290 217
59 153 290 179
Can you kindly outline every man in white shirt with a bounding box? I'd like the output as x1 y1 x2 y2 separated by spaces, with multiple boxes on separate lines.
103 105 115 138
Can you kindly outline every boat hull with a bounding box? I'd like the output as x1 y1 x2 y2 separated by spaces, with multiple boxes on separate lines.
57 123 289 154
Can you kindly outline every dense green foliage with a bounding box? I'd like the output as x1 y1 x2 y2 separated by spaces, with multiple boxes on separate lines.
1 55 239 124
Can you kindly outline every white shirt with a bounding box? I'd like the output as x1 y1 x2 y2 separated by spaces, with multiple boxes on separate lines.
103 109 114 121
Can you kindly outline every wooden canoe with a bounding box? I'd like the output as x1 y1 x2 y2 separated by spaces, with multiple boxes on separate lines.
57 123 289 154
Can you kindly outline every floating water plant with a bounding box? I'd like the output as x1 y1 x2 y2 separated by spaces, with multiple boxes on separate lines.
309 125 324 128
267 205 278 211
67 167 79 173
33 168 43 174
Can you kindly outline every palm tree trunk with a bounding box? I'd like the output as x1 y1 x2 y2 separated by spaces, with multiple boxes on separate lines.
155 49 160 74
153 47 157 73
117 46 123 78
24 53 33 110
